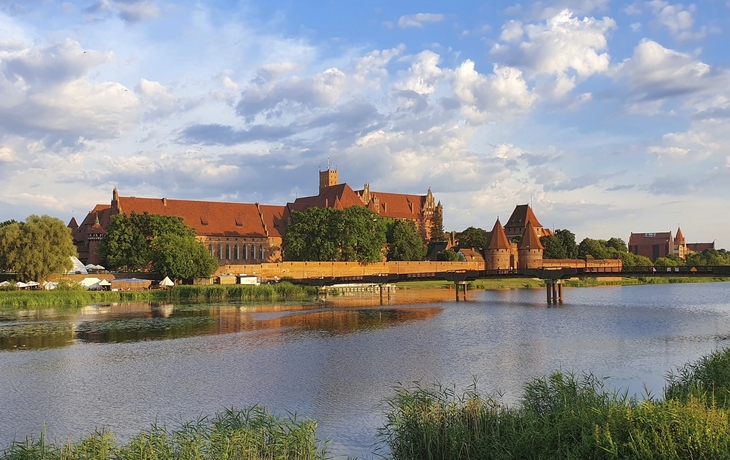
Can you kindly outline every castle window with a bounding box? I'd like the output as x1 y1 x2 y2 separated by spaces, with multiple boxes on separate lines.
226 244 231 260
244 244 249 260
251 244 256 260
234 244 239 260
218 244 222 260
209 244 214 257
260 245 264 260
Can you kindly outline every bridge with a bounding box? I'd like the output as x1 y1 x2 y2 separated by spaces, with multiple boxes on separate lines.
291 265 730 305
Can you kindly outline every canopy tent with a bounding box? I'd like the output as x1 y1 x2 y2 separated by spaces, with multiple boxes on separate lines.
15 282 27 288
43 282 58 290
98 279 111 286
0 281 9 287
160 276 175 287
79 277 102 289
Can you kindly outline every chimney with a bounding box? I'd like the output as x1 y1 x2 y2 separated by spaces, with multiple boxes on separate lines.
162 197 167 206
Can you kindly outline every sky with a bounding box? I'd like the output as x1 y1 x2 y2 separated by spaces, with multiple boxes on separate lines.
1 0 729 247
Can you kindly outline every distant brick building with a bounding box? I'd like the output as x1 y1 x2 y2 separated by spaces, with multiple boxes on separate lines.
628 226 714 262
70 168 442 265
504 204 553 239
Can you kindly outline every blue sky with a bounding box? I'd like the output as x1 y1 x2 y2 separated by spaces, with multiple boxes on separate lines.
1 0 729 247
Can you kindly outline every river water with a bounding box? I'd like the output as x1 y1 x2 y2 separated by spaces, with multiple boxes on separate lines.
1 282 730 458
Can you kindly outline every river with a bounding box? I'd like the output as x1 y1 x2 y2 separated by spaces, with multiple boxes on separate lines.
1 282 730 458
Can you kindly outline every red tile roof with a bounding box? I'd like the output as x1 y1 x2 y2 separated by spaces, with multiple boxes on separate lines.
505 204 543 230
518 221 544 250
487 219 511 250
356 190 425 219
675 227 685 243
628 232 673 245
116 196 286 238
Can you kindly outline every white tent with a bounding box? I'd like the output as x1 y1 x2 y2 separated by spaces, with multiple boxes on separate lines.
79 277 101 289
68 257 88 275
0 281 9 287
160 276 175 287
98 279 111 286
43 282 58 290
16 282 27 288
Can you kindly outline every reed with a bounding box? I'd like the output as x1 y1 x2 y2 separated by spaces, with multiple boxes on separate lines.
380 349 730 460
1 407 327 460
169 282 315 302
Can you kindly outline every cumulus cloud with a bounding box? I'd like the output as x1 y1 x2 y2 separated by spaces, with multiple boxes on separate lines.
398 13 445 28
452 62 536 123
646 1 706 41
491 10 616 97
0 39 139 142
614 39 729 113
0 146 15 162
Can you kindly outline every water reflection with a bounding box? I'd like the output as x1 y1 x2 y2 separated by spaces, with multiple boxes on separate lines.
0 295 444 351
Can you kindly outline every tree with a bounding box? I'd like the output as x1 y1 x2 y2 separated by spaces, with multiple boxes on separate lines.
606 237 628 253
150 233 218 281
457 227 489 252
554 229 578 259
436 249 461 261
577 238 611 260
654 254 684 268
283 206 386 263
0 215 76 281
100 212 195 271
387 219 426 261
430 206 444 242
621 252 652 267
541 235 568 259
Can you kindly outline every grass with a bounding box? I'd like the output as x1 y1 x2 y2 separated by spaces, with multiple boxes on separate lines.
379 347 730 460
0 283 316 308
1 407 327 460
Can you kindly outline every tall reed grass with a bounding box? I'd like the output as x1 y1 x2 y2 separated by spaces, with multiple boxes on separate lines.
0 282 316 308
1 407 327 460
379 348 730 460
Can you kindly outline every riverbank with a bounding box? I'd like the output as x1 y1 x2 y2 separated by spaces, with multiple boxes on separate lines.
4 348 729 459
395 276 730 291
0 282 316 308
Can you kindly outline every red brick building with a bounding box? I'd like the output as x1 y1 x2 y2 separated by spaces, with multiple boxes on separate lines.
70 168 442 265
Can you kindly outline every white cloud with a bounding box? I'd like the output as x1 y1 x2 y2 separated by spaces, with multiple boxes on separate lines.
452 62 536 123
398 13 445 28
0 146 16 162
492 10 616 97
394 50 443 95
614 39 729 112
499 20 524 42
646 1 707 40
631 22 642 32
0 39 139 141
84 0 161 23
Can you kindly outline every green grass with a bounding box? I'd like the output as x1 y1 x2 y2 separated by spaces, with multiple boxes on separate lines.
379 348 730 460
0 283 316 308
1 407 327 460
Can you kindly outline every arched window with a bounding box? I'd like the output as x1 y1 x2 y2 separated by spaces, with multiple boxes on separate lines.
234 244 239 260
244 244 248 260
251 244 256 260
260 245 264 260
209 244 214 257
226 244 231 260
217 244 222 260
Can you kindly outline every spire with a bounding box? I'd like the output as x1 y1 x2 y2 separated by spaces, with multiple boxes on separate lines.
518 221 544 250
487 218 511 250
675 226 685 243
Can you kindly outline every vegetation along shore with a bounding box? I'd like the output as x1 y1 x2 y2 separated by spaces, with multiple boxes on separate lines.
4 348 730 459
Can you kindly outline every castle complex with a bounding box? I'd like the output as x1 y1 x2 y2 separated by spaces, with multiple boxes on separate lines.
70 168 442 265
628 228 715 262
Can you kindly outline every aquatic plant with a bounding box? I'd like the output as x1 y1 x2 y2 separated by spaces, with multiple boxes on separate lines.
379 349 730 460
1 407 327 460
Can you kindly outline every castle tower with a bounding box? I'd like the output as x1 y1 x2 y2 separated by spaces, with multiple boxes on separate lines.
319 168 338 193
485 218 514 270
675 226 687 259
517 221 544 270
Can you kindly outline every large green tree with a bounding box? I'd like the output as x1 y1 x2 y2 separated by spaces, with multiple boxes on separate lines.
577 238 612 260
150 233 218 281
0 215 76 281
387 219 426 261
457 226 489 252
429 206 444 243
541 235 568 259
100 212 195 271
283 206 386 263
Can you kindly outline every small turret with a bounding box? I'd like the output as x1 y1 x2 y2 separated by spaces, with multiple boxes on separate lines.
517 221 544 269
485 218 514 270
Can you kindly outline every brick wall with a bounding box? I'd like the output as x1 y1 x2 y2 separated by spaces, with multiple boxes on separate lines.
215 260 485 280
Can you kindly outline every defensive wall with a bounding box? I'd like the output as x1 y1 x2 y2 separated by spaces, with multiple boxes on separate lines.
214 260 485 280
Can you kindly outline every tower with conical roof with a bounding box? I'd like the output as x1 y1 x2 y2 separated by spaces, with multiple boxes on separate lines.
485 218 515 270
675 226 687 259
517 221 544 269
